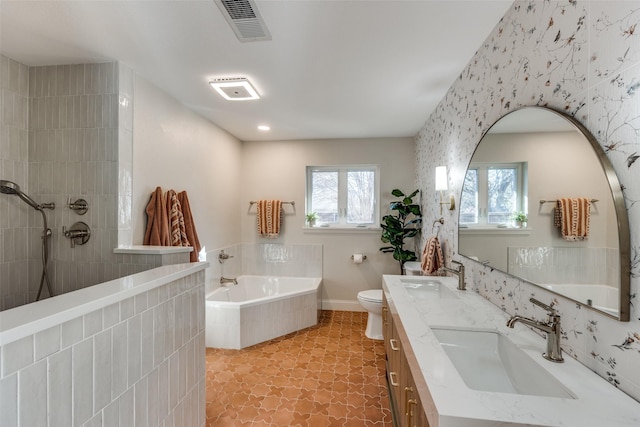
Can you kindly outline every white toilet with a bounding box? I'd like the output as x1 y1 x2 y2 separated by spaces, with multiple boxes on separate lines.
357 289 384 340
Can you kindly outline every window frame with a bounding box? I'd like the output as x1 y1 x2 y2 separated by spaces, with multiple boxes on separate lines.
460 161 527 227
305 164 380 229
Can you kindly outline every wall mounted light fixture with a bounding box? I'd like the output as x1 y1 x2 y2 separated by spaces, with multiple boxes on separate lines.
435 166 455 215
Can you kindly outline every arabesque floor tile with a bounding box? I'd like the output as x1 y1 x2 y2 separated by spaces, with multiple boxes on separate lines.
206 311 392 426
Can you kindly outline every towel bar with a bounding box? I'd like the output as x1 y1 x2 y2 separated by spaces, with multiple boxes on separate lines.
539 199 598 205
249 200 295 206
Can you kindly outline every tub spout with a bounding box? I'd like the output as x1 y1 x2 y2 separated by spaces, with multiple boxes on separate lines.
220 276 238 286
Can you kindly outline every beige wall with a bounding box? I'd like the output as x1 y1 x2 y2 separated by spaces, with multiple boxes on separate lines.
132 76 243 259
241 138 416 305
131 79 417 306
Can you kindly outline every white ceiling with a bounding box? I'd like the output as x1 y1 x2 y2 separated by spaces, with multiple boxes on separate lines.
0 0 513 142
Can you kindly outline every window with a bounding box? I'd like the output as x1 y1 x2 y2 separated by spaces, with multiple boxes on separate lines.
460 162 527 226
306 165 379 227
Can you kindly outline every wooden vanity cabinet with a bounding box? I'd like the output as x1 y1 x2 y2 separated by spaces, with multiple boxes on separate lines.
383 292 429 427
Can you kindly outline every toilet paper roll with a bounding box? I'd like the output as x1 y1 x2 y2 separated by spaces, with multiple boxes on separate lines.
352 253 363 264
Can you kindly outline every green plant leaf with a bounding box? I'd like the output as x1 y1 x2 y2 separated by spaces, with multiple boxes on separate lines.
380 188 422 262
409 205 422 215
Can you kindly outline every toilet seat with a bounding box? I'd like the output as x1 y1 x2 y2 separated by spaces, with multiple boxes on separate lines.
358 289 382 303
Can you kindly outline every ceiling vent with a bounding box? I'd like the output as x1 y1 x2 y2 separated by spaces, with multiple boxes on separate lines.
215 0 271 42
209 77 260 101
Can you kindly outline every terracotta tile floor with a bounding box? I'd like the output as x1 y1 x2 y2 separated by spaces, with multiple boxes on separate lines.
205 310 393 426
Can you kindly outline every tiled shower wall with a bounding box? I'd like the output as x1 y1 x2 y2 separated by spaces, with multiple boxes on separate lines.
0 56 30 309
1 56 152 311
416 1 640 401
0 269 206 427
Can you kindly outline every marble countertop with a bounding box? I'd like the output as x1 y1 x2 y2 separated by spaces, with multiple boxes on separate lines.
382 274 640 427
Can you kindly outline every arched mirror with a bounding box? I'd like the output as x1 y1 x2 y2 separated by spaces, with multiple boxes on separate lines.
458 107 630 321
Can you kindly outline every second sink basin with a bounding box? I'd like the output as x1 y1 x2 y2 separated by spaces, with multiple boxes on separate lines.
431 327 575 399
401 279 456 300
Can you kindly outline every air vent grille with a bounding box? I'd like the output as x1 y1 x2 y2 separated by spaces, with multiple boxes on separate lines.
221 0 256 20
215 0 271 42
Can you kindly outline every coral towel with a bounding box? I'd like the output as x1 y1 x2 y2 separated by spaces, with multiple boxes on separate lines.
143 186 170 246
421 236 445 275
177 191 201 262
257 200 282 238
554 198 590 241
166 189 190 247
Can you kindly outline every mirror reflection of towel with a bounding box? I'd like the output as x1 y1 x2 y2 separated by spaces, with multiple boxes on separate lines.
421 236 444 275
554 198 590 241
257 200 282 238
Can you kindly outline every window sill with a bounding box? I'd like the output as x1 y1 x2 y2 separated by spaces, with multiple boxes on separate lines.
459 226 532 235
303 226 381 234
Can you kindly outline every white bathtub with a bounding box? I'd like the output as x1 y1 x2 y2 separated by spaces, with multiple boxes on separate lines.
205 275 322 349
543 283 619 316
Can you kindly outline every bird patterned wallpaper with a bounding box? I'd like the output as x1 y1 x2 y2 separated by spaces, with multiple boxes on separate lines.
416 0 640 401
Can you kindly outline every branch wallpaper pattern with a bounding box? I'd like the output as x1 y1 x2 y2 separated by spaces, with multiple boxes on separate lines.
416 0 640 401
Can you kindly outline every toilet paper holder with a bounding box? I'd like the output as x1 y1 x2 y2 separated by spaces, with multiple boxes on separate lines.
351 254 367 261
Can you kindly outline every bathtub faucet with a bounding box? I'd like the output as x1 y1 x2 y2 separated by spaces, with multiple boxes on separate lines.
220 276 238 286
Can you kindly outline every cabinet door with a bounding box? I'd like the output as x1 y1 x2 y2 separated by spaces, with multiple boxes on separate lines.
383 293 402 421
400 350 429 427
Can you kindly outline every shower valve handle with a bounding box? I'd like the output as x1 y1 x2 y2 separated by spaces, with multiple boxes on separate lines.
63 222 91 248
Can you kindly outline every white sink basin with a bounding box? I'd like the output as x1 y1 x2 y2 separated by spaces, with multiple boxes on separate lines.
401 279 457 300
431 327 575 399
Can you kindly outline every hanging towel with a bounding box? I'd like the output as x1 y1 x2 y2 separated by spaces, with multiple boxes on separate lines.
554 198 590 241
421 235 445 275
144 186 170 246
177 191 201 262
166 189 190 247
257 200 282 238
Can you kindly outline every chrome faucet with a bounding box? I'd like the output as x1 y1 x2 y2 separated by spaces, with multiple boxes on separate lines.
439 260 466 290
507 298 564 363
220 276 238 286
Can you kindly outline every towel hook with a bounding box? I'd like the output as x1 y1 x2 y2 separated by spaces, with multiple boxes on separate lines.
431 217 444 235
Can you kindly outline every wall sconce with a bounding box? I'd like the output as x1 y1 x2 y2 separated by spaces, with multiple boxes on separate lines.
435 166 455 215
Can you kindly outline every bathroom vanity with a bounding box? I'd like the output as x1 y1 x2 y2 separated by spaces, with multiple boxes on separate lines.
382 275 640 427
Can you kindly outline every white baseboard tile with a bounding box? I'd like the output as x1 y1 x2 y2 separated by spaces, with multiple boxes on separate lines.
322 299 364 312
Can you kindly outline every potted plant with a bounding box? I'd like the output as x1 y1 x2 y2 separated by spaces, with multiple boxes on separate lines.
305 212 319 227
380 189 423 273
512 211 528 228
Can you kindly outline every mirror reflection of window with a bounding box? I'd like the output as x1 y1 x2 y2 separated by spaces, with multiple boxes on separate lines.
460 162 526 226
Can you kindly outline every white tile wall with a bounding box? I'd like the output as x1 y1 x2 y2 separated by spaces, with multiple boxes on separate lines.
0 270 206 427
206 243 323 284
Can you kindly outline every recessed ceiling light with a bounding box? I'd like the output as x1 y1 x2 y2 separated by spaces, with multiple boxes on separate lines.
209 77 260 101
257 125 270 131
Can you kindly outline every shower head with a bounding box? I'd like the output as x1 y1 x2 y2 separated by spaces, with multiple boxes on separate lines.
0 179 20 195
0 180 42 210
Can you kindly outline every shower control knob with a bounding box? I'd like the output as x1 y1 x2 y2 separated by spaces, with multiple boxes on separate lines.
67 198 88 215
63 222 91 248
